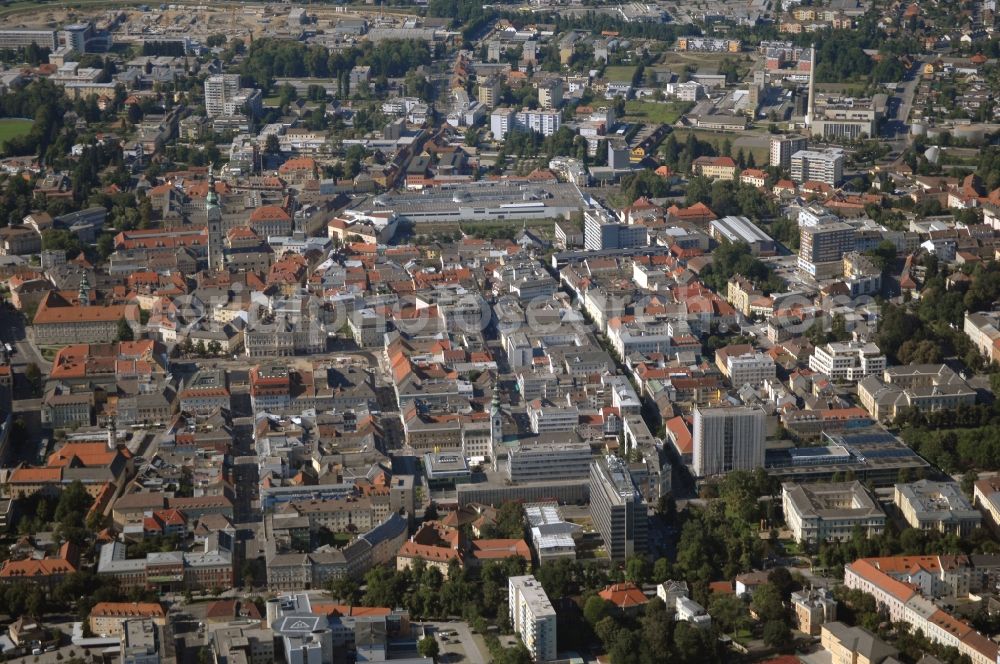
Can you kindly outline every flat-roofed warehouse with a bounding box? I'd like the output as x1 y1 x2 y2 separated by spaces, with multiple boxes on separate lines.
353 181 587 223
709 215 776 256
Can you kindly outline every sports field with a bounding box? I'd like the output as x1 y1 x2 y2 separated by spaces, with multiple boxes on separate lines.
0 118 33 143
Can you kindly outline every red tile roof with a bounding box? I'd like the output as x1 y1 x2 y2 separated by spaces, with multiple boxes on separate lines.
249 205 291 222
599 583 648 609
90 602 165 619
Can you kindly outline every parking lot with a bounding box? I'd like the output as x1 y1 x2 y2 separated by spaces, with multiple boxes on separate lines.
6 644 107 664
419 621 490 663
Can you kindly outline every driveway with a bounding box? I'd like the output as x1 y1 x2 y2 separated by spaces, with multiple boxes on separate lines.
0 308 50 375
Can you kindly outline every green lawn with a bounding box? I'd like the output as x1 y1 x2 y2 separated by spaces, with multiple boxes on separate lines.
604 65 637 83
623 100 689 125
780 539 802 556
0 118 33 143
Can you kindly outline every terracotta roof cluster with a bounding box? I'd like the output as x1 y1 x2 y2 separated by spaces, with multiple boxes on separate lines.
114 227 207 251
33 291 131 325
278 157 317 175
90 602 165 619
249 205 291 223
47 441 128 469
847 556 998 663
204 599 263 621
0 542 78 580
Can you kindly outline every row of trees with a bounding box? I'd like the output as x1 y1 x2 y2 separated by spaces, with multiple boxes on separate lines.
875 258 992 369
582 595 722 664
798 25 907 84
685 177 779 221
239 39 434 91
900 419 1000 472
344 556 526 626
0 79 70 158
13 481 98 546
699 241 784 296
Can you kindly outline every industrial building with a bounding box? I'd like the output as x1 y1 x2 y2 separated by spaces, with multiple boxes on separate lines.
709 216 776 256
356 181 586 223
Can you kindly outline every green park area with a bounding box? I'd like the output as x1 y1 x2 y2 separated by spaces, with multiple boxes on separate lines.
604 65 638 82
0 118 33 143
624 100 690 125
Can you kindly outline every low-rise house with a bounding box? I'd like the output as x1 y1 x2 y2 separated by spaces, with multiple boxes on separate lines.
820 622 897 664
791 587 837 635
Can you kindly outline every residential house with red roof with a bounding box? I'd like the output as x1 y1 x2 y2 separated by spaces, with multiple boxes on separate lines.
598 582 649 615
693 156 738 181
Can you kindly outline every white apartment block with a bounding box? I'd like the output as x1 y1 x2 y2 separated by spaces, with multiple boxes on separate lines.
204 74 241 117
672 81 703 101
490 108 515 140
797 204 840 227
517 109 561 136
770 135 808 171
509 575 557 663
783 481 886 544
490 108 561 140
692 406 765 477
791 148 845 186
527 400 579 434
607 317 673 358
724 350 777 387
808 341 885 382
538 79 563 109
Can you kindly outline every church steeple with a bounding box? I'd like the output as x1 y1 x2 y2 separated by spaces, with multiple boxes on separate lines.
206 163 223 271
78 271 91 306
490 381 503 470
206 163 220 211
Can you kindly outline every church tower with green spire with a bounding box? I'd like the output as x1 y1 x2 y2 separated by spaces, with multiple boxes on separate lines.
206 164 223 271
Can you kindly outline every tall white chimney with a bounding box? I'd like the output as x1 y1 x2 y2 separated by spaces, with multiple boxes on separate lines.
805 43 816 129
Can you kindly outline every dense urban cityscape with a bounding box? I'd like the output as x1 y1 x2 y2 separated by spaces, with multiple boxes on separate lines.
0 0 998 663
